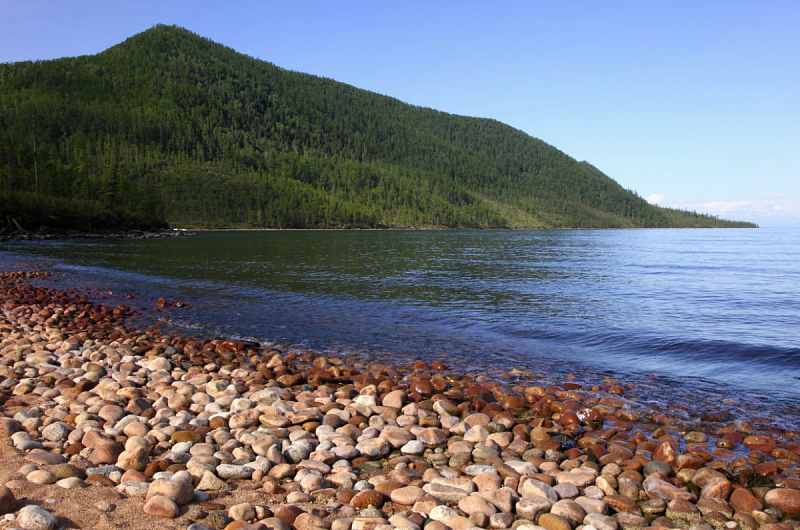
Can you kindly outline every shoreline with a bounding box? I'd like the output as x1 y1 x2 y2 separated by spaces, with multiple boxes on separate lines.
0 229 194 243
0 224 766 243
0 267 799 530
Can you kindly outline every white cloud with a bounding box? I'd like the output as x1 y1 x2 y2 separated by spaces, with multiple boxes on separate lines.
663 198 800 226
646 193 664 205
701 201 751 214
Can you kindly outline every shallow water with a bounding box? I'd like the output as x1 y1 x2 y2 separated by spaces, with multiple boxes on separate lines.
2 228 799 429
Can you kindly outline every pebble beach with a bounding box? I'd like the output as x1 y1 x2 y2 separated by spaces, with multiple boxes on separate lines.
1 266 800 530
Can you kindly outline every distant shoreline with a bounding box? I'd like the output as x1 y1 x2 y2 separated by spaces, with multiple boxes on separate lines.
1 224 761 242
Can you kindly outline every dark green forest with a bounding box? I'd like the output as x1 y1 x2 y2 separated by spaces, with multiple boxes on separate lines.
0 25 756 230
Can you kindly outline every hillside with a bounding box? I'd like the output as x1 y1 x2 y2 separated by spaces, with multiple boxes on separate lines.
0 25 756 229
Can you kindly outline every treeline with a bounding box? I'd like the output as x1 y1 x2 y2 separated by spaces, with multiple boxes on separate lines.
0 25 756 229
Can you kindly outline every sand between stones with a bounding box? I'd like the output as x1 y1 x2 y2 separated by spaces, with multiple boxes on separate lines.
1 268 800 530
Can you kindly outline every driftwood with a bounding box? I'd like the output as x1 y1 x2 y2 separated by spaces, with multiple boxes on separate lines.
11 217 26 233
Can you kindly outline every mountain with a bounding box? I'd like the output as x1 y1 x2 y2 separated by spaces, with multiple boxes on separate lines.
0 25 756 230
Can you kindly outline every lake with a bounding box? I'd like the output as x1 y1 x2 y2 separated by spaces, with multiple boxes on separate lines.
2 228 799 429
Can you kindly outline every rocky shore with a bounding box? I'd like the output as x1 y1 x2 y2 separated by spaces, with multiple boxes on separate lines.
0 229 193 242
1 268 800 530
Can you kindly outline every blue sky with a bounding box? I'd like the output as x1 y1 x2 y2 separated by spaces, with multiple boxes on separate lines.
1 1 798 226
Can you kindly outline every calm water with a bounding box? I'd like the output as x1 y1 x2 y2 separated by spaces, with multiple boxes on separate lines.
2 228 799 427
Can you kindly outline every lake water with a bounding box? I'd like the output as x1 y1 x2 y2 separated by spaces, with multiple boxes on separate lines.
2 228 799 429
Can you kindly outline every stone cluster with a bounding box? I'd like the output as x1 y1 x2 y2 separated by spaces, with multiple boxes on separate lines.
1 270 800 530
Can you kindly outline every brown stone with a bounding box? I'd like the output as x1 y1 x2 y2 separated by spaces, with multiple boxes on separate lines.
224 522 250 530
643 475 696 502
701 477 732 500
117 446 149 471
0 418 21 438
550 499 587 526
126 398 152 415
410 381 434 396
50 464 85 480
146 478 195 506
374 480 405 496
391 486 424 505
144 495 179 518
764 487 800 516
412 493 442 517
417 428 448 447
0 485 15 515
458 495 498 517
274 505 304 526
171 430 202 444
89 442 123 465
25 452 67 466
64 443 85 456
210 416 228 429
616 511 648 530
539 512 572 530
696 497 732 518
653 442 678 467
475 489 516 513
665 498 700 523
86 475 116 487
382 390 406 409
379 426 414 449
350 490 386 509
730 488 763 513
336 489 357 504
605 494 643 515
294 513 331 530
690 467 727 488
98 404 126 424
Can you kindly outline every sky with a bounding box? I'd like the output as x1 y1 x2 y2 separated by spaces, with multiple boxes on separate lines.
1 1 798 226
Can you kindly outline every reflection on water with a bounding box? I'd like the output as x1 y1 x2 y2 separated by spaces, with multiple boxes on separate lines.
2 228 800 424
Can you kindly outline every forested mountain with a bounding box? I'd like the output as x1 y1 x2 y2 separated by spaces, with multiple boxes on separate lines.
0 25 755 229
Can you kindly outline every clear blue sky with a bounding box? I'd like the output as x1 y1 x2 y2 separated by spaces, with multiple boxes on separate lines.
1 1 798 226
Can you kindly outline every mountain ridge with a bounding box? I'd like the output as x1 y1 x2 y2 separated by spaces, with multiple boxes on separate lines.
0 25 757 229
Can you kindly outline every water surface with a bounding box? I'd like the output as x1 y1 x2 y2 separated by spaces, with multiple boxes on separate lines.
2 228 799 428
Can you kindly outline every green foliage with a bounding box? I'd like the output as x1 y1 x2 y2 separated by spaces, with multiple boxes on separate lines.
0 190 167 232
0 25 757 229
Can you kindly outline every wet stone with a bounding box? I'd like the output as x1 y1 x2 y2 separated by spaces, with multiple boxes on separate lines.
666 498 701 523
764 488 800 516
644 461 673 477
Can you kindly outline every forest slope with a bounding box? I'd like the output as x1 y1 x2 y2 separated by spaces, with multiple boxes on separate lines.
0 25 756 229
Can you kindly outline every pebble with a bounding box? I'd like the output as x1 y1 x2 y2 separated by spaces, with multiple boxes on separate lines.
94 501 116 512
229 502 255 521
392 486 424 505
217 464 253 479
0 485 15 515
41 423 69 443
26 470 58 485
16 505 58 530
144 495 180 518
146 478 195 505
56 477 85 489
197 471 231 491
